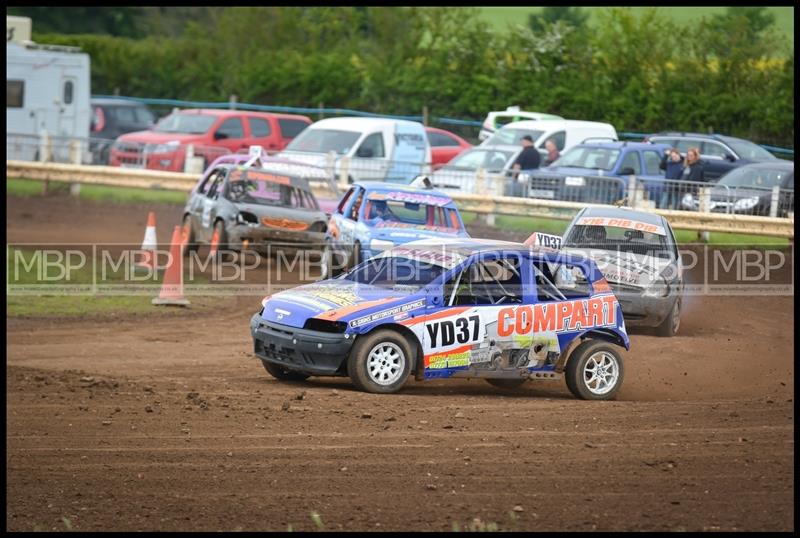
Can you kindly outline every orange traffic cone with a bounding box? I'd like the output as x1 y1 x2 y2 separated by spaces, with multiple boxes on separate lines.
135 211 158 272
152 225 190 307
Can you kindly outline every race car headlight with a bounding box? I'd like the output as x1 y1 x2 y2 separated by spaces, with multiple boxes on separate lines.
643 276 670 298
369 238 395 252
733 196 759 211
149 140 180 154
236 211 259 225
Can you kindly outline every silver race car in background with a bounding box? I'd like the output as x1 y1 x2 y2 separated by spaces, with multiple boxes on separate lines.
181 161 328 256
528 206 683 336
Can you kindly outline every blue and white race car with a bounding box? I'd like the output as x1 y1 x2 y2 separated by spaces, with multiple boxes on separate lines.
320 182 470 278
251 238 630 400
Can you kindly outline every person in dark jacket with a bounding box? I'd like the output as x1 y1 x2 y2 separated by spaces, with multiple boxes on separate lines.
681 147 706 182
509 135 541 196
543 139 560 166
659 147 684 209
513 135 541 171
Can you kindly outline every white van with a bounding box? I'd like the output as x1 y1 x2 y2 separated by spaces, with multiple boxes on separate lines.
278 117 432 184
480 119 618 160
478 106 563 141
6 16 92 163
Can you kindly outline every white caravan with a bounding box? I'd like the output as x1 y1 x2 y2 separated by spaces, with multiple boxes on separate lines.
6 16 91 162
278 117 432 184
478 106 563 142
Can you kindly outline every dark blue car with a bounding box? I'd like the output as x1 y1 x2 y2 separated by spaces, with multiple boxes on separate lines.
522 141 671 205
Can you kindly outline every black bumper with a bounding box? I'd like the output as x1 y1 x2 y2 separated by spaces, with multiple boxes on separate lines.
250 314 354 376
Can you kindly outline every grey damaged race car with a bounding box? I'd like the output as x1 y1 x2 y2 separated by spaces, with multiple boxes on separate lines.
181 163 329 255
527 206 683 336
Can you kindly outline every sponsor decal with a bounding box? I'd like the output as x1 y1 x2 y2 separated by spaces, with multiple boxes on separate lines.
426 345 472 369
229 169 291 185
593 277 612 293
375 221 458 233
497 295 618 336
275 308 291 320
261 216 310 231
576 216 666 236
368 191 452 207
386 246 464 269
275 287 360 310
349 299 426 328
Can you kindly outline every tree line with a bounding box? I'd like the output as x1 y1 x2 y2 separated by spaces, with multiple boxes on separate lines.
18 7 794 148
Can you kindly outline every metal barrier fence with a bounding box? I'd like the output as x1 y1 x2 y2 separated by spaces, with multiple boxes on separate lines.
7 160 794 238
7 132 97 165
108 139 232 174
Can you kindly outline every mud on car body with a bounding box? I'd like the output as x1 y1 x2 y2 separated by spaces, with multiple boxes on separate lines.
181 162 329 255
251 238 630 400
320 182 470 278
529 206 683 337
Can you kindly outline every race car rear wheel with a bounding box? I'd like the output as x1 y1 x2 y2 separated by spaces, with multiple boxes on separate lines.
348 329 412 394
655 296 681 337
181 214 198 256
261 360 310 382
565 340 624 400
485 378 527 390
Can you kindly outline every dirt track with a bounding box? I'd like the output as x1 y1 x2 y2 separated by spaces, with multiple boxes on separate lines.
6 194 795 531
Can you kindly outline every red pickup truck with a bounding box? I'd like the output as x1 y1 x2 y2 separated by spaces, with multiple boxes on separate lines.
109 109 312 172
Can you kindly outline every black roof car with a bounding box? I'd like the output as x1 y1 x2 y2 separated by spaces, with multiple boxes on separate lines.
644 131 783 181
680 161 794 217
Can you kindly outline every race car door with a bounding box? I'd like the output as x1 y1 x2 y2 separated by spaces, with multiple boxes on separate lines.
196 168 228 243
423 252 529 376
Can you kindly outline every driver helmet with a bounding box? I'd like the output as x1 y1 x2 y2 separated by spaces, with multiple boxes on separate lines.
585 225 607 243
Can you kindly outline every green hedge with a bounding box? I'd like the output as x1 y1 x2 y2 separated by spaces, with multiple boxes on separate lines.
36 7 794 148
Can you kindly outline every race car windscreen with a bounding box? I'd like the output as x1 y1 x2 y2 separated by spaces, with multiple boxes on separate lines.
153 113 216 134
552 147 620 171
284 129 361 155
365 200 460 231
483 128 544 146
225 178 317 209
342 255 447 289
564 224 676 260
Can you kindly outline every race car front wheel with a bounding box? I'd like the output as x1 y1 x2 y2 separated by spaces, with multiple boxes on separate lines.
655 296 681 337
261 360 310 382
565 340 624 400
348 329 412 394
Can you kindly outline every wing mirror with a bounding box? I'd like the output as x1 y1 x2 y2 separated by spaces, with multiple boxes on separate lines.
356 147 374 158
724 153 736 162
214 131 229 140
620 167 636 176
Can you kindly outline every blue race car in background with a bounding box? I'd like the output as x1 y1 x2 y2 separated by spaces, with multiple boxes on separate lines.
251 238 630 400
320 182 470 278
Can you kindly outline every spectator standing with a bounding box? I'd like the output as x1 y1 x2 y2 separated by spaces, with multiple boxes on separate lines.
681 147 705 182
543 139 560 166
510 135 541 196
659 147 684 209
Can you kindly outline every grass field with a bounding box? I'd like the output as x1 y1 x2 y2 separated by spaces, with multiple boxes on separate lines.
7 178 187 204
478 7 794 51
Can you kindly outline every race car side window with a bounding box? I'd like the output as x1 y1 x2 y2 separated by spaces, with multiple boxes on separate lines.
336 187 355 215
198 168 225 196
552 263 592 299
206 171 226 199
448 255 523 306
531 262 566 302
349 189 364 221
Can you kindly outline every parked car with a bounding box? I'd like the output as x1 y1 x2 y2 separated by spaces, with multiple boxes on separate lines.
478 106 563 142
680 161 794 217
89 98 155 164
530 206 683 336
251 237 629 399
644 131 783 181
181 161 328 256
425 126 472 169
523 141 671 204
430 144 521 193
279 117 432 184
321 182 469 278
480 119 618 162
109 109 312 172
